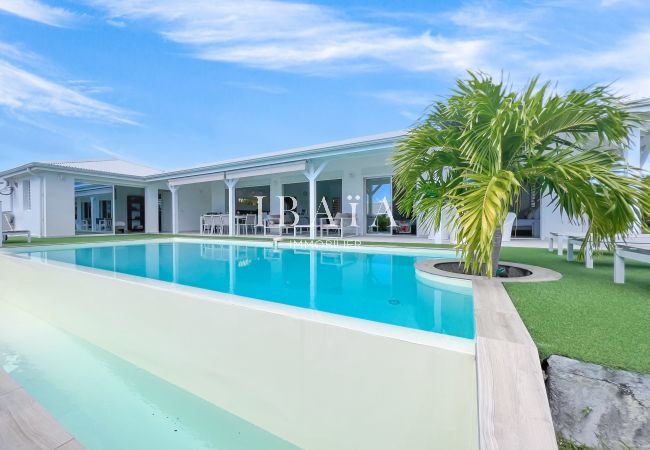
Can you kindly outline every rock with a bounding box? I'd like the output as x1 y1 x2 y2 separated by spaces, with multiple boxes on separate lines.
546 355 650 449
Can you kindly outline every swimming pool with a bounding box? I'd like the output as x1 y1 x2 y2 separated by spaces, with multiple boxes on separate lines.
0 239 479 450
0 300 298 450
16 240 474 339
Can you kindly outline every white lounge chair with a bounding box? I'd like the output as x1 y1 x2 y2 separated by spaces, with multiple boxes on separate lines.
320 213 359 238
614 243 650 284
115 220 126 233
263 215 293 236
2 212 31 243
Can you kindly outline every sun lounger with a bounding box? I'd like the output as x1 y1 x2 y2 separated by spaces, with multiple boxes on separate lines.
614 243 650 284
1 212 31 245
566 236 594 268
548 232 584 256
566 235 650 271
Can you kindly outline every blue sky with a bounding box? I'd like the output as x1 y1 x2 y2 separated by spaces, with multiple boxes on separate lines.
0 0 649 170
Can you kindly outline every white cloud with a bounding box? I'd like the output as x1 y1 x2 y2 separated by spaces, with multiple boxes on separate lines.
88 0 491 73
0 0 76 27
0 45 135 124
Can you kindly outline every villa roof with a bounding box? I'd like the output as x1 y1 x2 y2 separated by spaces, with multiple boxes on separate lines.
0 130 406 182
151 130 406 180
38 159 162 177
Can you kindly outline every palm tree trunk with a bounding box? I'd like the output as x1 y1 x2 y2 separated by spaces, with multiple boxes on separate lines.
492 228 503 276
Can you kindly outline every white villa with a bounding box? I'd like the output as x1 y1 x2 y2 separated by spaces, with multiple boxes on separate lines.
1 130 649 241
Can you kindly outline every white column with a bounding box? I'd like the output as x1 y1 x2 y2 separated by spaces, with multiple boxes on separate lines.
89 195 97 231
169 184 179 234
303 162 327 239
75 198 82 231
144 185 159 234
625 127 641 169
112 186 116 235
269 178 282 214
225 178 238 236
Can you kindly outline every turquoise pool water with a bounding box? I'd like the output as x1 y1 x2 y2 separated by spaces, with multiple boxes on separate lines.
0 300 298 450
19 241 474 339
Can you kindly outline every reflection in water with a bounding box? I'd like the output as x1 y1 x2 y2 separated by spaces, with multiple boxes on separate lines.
23 242 474 339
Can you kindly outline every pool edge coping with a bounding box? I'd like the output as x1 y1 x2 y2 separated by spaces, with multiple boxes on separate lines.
0 368 85 449
473 278 558 450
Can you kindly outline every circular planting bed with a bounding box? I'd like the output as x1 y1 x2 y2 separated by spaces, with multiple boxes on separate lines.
435 261 532 278
415 259 561 283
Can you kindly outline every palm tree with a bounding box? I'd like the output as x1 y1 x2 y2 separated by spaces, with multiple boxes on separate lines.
393 72 650 277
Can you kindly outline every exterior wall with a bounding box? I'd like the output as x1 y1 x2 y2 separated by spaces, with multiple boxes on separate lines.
11 175 43 237
539 193 588 239
0 190 12 212
211 182 226 213
144 185 159 234
159 190 173 233
43 173 75 237
177 182 211 232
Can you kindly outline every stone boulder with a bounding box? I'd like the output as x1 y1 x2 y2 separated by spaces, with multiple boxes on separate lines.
546 355 649 449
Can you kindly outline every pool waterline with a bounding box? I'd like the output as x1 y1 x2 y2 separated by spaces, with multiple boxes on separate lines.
14 239 474 340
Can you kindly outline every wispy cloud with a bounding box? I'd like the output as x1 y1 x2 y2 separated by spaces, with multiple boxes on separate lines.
533 31 650 97
362 90 433 107
91 144 131 159
224 81 287 94
448 3 533 32
0 0 76 27
0 43 135 124
89 0 491 74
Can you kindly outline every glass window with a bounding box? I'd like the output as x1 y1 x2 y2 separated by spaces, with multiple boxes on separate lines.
225 185 270 214
366 177 392 234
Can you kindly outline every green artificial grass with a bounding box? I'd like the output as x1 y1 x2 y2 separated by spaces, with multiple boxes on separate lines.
2 234 648 373
500 247 650 374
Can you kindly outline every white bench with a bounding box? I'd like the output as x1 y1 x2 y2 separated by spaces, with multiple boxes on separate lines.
548 232 582 256
614 244 650 284
566 236 594 269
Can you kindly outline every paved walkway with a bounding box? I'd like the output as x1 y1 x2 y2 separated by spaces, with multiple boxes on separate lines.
0 370 84 449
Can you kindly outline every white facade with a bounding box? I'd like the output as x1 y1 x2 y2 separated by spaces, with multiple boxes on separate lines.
0 130 647 239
